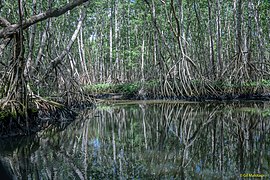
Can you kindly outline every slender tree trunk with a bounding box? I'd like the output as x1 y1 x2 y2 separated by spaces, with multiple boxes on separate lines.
246 0 252 78
208 0 216 78
216 0 223 78
77 13 90 85
127 1 131 82
236 0 242 68
109 1 113 82
16 0 27 107
152 0 159 79
25 0 37 77
141 34 145 83
114 0 119 82
99 23 104 82
45 9 86 75
254 1 265 74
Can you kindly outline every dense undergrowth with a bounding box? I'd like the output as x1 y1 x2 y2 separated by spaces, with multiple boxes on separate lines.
84 80 159 96
84 79 270 100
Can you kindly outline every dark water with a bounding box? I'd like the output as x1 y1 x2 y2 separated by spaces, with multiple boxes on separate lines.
0 100 269 179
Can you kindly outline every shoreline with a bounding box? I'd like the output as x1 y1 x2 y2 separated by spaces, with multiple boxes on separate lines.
93 93 270 102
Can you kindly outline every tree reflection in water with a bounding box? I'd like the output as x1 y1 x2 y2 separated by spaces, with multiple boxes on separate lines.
0 101 269 179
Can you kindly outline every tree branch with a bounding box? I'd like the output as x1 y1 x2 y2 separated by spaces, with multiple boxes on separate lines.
0 0 89 38
0 17 11 27
43 8 86 78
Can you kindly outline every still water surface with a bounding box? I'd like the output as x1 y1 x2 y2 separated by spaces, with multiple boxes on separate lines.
0 100 269 179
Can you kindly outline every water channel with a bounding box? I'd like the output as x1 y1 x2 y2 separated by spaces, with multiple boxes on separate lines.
0 100 269 179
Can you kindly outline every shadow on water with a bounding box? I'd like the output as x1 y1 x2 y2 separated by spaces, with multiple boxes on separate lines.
0 101 269 179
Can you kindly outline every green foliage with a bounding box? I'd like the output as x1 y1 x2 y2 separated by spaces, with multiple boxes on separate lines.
262 109 270 117
209 79 270 92
237 107 270 117
84 82 139 95
84 80 160 95
84 83 115 94
145 79 159 88
116 82 140 94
